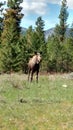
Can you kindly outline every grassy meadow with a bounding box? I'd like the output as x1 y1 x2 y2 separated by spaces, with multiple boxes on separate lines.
0 73 73 130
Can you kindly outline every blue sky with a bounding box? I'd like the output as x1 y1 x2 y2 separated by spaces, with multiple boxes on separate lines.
21 3 61 30
1 0 73 30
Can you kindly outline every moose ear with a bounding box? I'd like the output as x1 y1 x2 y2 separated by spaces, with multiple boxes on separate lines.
34 51 37 55
40 51 42 54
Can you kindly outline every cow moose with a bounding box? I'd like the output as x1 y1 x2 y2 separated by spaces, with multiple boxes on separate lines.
28 52 42 82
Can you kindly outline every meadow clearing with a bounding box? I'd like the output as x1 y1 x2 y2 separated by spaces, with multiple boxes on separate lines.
0 73 73 130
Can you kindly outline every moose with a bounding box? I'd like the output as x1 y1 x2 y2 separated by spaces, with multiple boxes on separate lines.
28 52 42 82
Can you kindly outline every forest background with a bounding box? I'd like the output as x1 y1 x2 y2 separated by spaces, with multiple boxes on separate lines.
0 0 73 73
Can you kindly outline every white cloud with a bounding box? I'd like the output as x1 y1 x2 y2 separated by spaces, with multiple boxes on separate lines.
0 0 5 2
47 0 60 4
20 0 61 16
1 0 73 15
20 0 48 16
0 0 7 4
20 0 73 16
67 0 73 9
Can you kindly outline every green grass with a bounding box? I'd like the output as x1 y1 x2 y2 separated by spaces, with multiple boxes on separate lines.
0 73 73 130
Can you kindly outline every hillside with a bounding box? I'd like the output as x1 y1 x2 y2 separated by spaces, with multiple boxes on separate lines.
44 28 54 39
21 27 71 40
21 27 27 34
44 28 70 39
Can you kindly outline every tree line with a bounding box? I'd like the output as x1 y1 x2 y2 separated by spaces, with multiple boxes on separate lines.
0 0 73 73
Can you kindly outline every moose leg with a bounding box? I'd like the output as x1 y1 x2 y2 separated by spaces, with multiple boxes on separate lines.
36 64 39 83
36 70 39 83
31 71 34 82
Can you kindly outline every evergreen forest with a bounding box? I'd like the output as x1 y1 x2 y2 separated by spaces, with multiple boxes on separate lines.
0 0 73 73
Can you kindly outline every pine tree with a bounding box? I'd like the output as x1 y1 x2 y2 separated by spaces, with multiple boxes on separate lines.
35 16 45 51
0 2 5 42
34 16 47 71
55 0 68 42
47 36 62 72
33 16 47 62
25 26 34 54
19 35 28 73
1 0 24 72
70 23 73 39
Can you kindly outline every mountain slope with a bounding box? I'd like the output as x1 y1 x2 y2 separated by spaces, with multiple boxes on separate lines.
44 28 54 39
21 27 71 40
44 28 71 40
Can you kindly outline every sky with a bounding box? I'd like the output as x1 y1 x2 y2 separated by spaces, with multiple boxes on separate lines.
1 0 73 30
